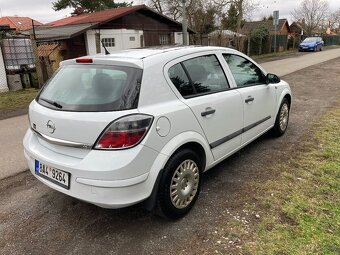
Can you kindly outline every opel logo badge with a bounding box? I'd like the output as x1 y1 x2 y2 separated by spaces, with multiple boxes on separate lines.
46 120 56 134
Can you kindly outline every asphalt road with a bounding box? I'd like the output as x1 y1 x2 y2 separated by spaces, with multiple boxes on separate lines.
261 47 340 76
0 52 339 254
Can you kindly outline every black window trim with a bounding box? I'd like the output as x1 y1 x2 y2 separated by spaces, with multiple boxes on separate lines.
222 53 267 88
171 54 232 99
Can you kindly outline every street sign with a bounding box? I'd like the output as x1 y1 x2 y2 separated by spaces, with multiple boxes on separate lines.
273 10 279 54
273 10 279 25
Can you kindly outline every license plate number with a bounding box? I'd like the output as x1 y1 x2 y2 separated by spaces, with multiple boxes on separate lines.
35 160 70 189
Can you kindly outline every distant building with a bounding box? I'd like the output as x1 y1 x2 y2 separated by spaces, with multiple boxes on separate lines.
241 19 290 35
29 4 194 59
290 21 304 36
0 16 42 32
208 29 245 47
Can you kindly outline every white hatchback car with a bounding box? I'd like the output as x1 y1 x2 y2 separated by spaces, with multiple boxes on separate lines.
23 46 291 219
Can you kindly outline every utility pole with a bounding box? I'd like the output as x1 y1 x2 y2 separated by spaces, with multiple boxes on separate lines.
273 10 279 54
182 0 188 45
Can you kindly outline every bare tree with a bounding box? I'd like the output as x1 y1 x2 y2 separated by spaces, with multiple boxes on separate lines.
149 0 163 14
329 8 340 30
291 0 330 36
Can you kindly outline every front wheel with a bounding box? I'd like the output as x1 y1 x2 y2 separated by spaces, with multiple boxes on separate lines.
271 98 290 137
156 149 202 219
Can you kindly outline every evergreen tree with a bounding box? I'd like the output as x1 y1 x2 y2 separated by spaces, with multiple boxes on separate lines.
222 4 238 31
52 0 132 13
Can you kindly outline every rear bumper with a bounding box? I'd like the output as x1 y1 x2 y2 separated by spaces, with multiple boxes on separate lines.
23 129 167 208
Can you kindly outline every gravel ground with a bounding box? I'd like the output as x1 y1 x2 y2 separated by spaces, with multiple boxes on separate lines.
0 58 339 255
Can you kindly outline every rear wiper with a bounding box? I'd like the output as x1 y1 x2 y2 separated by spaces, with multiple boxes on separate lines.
40 98 63 109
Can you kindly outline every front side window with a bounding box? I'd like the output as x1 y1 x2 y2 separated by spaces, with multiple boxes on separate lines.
38 65 142 112
223 54 266 87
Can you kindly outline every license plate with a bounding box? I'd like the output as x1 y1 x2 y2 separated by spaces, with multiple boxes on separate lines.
35 160 70 189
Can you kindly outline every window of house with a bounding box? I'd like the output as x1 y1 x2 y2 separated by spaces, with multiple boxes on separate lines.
159 34 170 45
129 36 135 41
223 54 266 87
102 38 115 47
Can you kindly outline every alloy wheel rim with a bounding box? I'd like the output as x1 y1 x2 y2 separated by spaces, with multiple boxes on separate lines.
170 159 199 209
279 103 289 131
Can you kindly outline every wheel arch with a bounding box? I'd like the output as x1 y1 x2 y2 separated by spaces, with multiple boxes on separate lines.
276 88 292 114
143 132 213 211
170 142 206 171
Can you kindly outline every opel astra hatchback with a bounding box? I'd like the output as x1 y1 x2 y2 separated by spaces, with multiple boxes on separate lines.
23 46 292 219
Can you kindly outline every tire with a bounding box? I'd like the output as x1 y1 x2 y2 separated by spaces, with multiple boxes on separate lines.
271 98 290 137
156 149 202 219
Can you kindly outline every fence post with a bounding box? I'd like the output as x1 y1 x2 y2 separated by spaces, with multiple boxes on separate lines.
247 32 251 56
30 35 44 88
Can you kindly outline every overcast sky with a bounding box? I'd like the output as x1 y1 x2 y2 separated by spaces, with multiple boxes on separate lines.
0 0 339 24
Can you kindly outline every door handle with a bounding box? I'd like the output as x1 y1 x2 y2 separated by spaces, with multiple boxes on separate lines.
245 96 254 103
201 108 216 117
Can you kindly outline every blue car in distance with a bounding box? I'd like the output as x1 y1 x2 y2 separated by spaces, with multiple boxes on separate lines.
298 37 324 52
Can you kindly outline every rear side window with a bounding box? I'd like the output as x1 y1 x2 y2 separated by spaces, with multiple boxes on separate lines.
168 54 229 98
183 55 229 94
38 65 142 112
168 64 194 97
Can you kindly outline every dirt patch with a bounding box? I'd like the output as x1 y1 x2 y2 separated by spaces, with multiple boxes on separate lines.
0 108 28 120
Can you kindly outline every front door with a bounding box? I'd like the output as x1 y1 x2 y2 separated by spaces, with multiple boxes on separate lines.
223 54 276 144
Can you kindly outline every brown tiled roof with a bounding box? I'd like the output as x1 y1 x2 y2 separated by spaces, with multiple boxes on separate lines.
0 16 42 31
241 19 290 34
47 5 146 27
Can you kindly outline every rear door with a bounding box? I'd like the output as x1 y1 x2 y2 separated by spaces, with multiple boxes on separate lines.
222 54 276 145
166 53 244 160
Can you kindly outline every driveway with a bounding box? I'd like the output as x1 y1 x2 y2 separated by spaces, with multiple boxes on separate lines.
0 55 339 254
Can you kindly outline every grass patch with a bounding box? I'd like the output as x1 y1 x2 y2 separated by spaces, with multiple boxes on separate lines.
246 105 340 255
0 89 38 112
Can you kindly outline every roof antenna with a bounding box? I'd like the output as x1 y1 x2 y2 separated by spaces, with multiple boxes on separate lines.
101 39 110 55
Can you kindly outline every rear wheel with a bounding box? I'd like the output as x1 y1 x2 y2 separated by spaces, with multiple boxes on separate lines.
157 149 202 219
271 98 290 137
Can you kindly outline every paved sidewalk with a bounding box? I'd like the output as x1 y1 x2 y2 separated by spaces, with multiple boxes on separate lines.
261 48 340 76
0 115 28 179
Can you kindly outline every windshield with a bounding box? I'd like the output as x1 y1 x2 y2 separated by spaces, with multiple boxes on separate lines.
37 65 143 112
303 37 318 43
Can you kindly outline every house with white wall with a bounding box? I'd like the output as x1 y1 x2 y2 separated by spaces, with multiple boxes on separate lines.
31 5 193 60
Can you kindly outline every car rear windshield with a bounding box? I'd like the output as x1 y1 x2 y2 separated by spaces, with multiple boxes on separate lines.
37 65 143 112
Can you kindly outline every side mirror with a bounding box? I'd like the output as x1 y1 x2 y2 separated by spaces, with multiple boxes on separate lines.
266 73 280 84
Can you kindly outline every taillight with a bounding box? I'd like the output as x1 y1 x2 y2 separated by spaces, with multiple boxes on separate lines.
76 58 93 63
94 114 153 150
